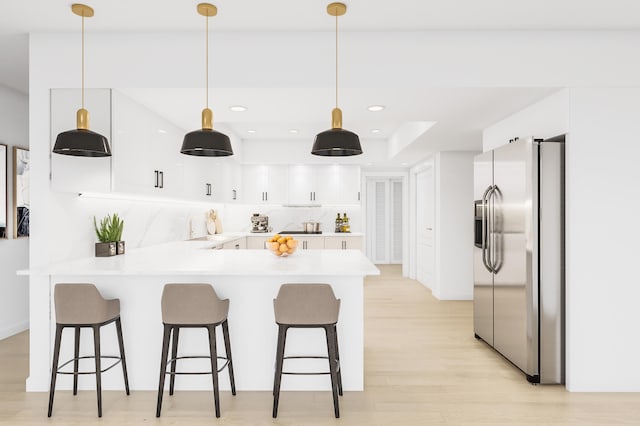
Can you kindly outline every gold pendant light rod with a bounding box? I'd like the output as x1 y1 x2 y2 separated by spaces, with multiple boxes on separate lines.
198 3 217 130
71 3 94 130
327 3 346 129
335 10 338 109
82 12 84 109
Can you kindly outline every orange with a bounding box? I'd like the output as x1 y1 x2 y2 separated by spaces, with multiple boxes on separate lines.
286 240 297 249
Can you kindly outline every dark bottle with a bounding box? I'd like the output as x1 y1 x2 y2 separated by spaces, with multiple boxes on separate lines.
335 213 342 233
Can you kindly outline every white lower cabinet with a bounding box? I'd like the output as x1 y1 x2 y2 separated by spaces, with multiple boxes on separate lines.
298 236 325 250
222 238 247 250
246 236 268 249
324 236 363 250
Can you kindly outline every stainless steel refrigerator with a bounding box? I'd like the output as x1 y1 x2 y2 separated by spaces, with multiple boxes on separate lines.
473 136 564 384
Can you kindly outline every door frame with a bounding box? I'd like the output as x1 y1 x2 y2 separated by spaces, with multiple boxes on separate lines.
409 158 435 280
361 170 409 275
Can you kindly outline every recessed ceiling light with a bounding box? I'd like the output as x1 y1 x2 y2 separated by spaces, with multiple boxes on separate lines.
367 105 385 112
229 105 248 112
158 129 167 134
401 162 408 166
247 129 256 134
289 129 299 134
365 162 373 166
371 129 381 134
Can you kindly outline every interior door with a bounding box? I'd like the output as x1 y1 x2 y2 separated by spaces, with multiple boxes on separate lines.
473 151 494 344
415 168 434 287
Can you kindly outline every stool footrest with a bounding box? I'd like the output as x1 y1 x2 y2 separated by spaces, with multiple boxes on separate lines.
56 355 122 375
281 355 340 376
164 355 230 375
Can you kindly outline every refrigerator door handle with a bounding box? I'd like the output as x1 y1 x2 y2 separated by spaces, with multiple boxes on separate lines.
481 185 495 273
490 185 502 273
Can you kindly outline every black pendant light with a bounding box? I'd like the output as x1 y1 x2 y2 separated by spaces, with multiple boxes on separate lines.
53 4 111 157
312 2 362 157
181 3 233 157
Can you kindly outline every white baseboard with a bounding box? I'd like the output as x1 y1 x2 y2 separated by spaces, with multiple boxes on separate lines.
0 320 29 340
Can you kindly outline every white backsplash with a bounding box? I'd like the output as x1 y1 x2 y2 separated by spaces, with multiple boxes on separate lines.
222 204 361 234
48 193 360 263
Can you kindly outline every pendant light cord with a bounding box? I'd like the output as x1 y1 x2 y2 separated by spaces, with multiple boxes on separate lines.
335 10 338 109
206 14 209 109
81 12 85 110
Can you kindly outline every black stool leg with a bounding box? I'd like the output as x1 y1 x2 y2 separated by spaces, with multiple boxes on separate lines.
156 324 171 417
221 320 236 395
73 326 80 395
169 327 180 395
47 324 64 417
326 326 340 418
332 325 343 396
93 325 102 418
115 318 130 395
272 325 287 418
207 325 220 418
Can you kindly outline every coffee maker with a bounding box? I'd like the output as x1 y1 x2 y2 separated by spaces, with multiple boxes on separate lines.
250 213 270 233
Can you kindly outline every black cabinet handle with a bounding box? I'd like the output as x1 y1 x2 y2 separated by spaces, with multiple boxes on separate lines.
358 191 360 201
232 189 237 200
160 171 164 188
310 191 313 201
154 170 159 188
265 191 268 201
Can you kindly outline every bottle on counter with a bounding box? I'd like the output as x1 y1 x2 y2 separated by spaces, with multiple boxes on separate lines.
335 213 342 232
341 212 350 233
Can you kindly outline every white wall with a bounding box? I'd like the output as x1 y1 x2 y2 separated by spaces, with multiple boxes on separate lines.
483 89 570 151
0 84 29 339
433 151 477 300
564 88 640 392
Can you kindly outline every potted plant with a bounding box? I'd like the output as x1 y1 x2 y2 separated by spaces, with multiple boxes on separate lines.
93 213 125 256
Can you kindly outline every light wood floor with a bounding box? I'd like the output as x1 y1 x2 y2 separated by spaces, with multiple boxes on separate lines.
2 265 640 425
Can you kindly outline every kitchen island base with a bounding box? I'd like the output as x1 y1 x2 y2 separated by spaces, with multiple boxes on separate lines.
27 274 364 392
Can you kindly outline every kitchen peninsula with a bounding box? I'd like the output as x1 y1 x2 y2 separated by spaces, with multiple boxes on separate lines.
22 241 379 392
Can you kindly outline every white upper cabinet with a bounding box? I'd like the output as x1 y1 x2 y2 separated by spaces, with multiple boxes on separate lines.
242 165 288 204
288 164 361 205
111 91 184 197
50 89 112 193
182 157 233 202
319 164 361 205
288 165 319 204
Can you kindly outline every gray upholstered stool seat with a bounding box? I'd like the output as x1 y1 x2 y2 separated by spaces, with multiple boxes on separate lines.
48 284 130 418
156 284 236 418
272 283 342 418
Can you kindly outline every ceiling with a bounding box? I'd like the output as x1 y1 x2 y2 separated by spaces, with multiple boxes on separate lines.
2 1 636 165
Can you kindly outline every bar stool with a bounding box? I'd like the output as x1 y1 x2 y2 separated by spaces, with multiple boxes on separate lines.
48 284 130 418
156 284 236 418
272 283 342 418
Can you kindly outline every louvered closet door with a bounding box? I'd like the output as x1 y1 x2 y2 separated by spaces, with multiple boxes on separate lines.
391 180 403 263
366 178 403 264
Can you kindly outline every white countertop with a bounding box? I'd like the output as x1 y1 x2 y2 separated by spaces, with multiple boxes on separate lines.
191 232 363 246
22 241 379 277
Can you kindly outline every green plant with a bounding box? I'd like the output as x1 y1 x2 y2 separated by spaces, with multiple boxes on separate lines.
93 213 124 243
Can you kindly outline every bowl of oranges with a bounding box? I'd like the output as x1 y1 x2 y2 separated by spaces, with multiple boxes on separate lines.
267 234 298 257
